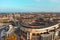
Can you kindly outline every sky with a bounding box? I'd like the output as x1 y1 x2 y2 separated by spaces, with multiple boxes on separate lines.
0 0 60 12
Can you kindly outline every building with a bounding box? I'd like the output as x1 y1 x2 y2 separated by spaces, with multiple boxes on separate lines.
40 32 54 40
20 19 60 40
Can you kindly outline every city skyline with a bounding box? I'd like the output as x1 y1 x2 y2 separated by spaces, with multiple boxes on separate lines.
0 0 60 12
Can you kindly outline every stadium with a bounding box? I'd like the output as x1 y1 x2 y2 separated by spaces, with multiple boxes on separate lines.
20 18 60 40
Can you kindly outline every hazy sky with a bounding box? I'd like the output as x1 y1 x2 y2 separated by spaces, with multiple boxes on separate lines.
0 0 60 12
